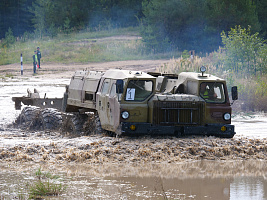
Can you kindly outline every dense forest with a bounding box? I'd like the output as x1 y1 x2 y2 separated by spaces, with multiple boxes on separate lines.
0 0 266 53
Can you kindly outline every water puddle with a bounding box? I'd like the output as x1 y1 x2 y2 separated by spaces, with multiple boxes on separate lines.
0 161 266 199
232 113 267 139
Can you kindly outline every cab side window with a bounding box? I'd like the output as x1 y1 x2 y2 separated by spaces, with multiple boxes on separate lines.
101 79 111 95
110 80 124 101
200 82 226 103
110 83 116 97
125 80 153 101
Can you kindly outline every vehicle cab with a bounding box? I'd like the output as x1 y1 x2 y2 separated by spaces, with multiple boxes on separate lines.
176 66 237 125
96 69 156 134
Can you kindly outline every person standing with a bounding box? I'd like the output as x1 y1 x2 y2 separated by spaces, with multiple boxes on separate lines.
33 50 37 74
37 47 41 69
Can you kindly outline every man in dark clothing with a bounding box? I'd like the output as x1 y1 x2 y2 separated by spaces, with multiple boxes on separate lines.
33 51 37 74
37 47 41 68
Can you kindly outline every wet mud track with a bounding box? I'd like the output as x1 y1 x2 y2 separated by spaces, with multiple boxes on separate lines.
1 130 267 164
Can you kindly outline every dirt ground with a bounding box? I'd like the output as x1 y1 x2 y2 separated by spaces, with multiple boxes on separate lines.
0 59 169 79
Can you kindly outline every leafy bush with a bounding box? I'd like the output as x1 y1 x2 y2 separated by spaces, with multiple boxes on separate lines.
48 23 58 38
221 25 267 77
2 28 15 48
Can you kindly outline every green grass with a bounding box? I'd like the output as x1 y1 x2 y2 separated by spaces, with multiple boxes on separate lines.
0 73 15 80
0 27 179 65
28 168 66 199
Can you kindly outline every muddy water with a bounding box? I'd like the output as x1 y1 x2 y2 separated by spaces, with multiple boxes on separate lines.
233 114 267 139
0 77 267 199
0 162 267 199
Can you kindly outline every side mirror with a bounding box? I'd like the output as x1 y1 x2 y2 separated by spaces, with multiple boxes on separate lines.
231 86 238 100
116 80 124 93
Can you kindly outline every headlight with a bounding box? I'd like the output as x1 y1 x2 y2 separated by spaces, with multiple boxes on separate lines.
121 111 129 119
224 113 231 120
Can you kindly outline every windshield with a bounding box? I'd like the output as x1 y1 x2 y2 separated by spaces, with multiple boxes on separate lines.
125 80 153 101
199 82 226 103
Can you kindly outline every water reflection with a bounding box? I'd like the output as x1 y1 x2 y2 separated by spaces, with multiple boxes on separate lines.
230 177 267 200
0 161 266 199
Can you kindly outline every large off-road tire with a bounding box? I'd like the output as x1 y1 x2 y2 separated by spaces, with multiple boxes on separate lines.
82 113 94 135
62 113 88 135
17 106 41 130
83 112 119 137
61 92 68 112
40 108 62 130
115 124 122 137
93 113 104 135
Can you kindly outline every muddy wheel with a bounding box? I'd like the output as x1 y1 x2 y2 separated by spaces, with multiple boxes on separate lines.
83 112 97 135
104 125 122 137
83 112 107 135
115 124 122 137
40 108 62 130
62 113 88 135
17 106 41 129
94 113 105 135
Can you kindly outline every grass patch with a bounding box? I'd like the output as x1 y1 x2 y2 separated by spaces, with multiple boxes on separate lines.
0 73 15 80
28 168 66 199
0 27 178 65
5 73 15 78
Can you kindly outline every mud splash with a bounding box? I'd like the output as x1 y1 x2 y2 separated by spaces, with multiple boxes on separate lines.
0 130 267 164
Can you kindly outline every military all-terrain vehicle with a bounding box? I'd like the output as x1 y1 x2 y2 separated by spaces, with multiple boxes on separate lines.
12 66 238 137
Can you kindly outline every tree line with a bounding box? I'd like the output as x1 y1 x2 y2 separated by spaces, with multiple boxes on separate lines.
0 0 266 53
0 0 143 39
141 0 266 52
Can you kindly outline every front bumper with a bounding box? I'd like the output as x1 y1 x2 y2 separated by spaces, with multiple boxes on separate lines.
121 122 235 138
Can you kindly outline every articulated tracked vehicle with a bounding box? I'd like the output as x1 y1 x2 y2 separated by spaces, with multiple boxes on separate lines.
12 66 238 137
